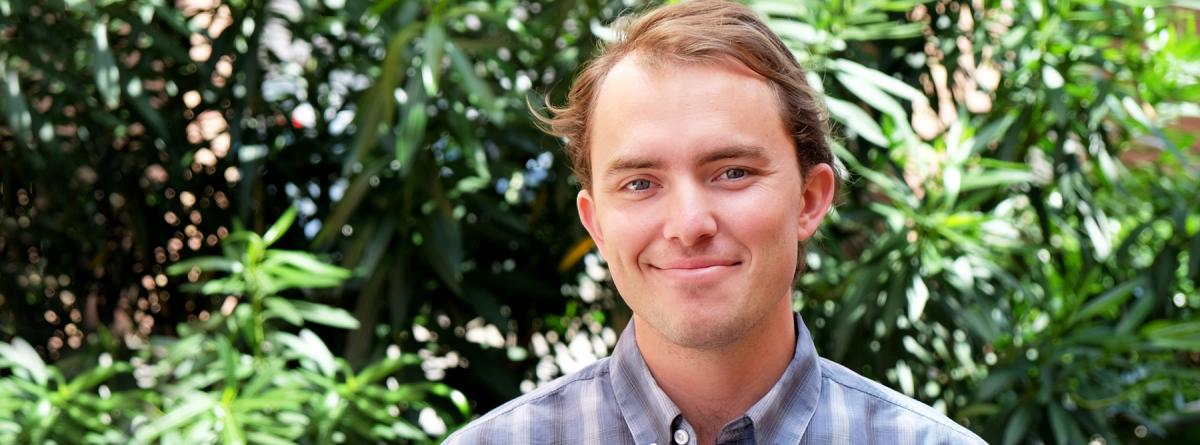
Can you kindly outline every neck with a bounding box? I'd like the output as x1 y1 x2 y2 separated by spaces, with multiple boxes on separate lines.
635 297 796 444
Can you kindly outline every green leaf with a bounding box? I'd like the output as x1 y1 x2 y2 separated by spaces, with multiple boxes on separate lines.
395 78 429 169
263 250 351 280
262 207 298 247
432 384 471 416
1048 403 1084 445
263 296 304 326
447 40 497 115
288 300 361 330
264 265 346 289
356 357 407 386
91 22 121 109
422 184 464 295
166 257 243 275
392 420 427 440
133 395 215 445
231 389 310 413
1116 293 1157 335
834 71 907 121
0 65 31 144
193 277 246 296
422 21 446 96
840 21 925 40
968 112 1018 155
906 275 929 321
447 104 491 181
957 169 1035 192
274 332 330 377
830 59 927 105
825 96 889 147
1003 405 1034 445
64 361 130 397
244 432 295 445
1142 321 1200 349
1071 277 1143 324
976 365 1023 401
0 338 48 385
301 329 337 378
767 20 830 46
347 22 422 173
315 164 382 247
219 405 247 445
216 335 238 391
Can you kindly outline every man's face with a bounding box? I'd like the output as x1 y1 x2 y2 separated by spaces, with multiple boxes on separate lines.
577 56 832 350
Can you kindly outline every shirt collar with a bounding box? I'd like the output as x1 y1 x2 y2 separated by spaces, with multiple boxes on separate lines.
610 320 683 445
610 313 823 444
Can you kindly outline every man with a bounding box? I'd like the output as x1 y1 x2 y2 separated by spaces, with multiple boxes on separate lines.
445 1 986 444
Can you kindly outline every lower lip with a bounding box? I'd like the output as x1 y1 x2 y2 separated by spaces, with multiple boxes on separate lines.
652 264 739 281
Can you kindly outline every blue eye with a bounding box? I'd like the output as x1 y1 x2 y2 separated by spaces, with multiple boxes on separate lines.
723 168 747 180
625 179 652 191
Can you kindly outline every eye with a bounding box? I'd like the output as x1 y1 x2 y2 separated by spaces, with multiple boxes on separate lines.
721 168 748 180
624 179 653 191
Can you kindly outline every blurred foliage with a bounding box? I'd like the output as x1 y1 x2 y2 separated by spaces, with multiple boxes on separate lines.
1 209 467 444
1 0 1199 443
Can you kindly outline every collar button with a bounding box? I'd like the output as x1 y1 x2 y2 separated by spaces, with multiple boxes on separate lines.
673 429 690 444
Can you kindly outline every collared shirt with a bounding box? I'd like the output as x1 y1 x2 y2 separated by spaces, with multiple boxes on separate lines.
443 313 986 444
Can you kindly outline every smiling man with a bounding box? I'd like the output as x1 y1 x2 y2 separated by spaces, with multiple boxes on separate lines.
444 1 985 444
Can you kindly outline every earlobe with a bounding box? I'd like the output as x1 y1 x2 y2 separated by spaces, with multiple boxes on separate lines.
797 164 836 241
577 189 605 250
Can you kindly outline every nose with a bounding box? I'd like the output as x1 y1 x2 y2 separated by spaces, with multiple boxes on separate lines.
661 180 718 247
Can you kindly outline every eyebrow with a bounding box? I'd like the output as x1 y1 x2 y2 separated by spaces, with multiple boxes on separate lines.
602 144 771 179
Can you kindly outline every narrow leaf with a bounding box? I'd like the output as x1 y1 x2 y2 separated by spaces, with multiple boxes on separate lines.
447 40 497 114
1071 277 1143 323
0 338 48 385
289 300 361 330
262 207 298 247
421 21 446 95
1003 405 1033 445
264 250 351 280
91 22 121 109
166 257 242 275
263 296 304 326
133 395 215 444
826 96 889 147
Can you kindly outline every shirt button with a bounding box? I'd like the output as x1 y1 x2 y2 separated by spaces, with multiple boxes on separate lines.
673 429 690 444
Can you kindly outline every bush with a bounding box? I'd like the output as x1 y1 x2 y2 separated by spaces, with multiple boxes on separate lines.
1 210 467 443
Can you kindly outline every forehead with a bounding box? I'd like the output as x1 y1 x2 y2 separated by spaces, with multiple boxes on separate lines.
587 55 794 176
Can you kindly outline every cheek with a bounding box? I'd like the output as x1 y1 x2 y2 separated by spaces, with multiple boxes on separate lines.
597 206 658 267
721 189 800 244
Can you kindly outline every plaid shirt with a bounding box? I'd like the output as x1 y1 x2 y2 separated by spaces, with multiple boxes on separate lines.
444 313 986 445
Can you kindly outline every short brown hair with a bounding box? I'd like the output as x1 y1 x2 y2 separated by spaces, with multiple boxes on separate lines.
536 0 835 191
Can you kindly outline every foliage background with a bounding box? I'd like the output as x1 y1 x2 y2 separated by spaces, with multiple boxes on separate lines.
1 0 1199 443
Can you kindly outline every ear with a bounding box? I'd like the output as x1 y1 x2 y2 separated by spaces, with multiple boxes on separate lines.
797 163 836 241
577 188 606 251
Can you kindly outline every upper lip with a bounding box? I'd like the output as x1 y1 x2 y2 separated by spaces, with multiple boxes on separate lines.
651 258 740 270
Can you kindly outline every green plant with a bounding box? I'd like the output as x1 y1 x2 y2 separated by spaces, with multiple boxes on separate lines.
0 338 136 444
0 209 467 444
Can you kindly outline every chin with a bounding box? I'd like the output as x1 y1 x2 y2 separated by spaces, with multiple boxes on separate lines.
655 305 752 350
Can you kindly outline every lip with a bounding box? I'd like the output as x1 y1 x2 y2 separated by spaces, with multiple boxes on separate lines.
649 259 741 281
654 258 740 269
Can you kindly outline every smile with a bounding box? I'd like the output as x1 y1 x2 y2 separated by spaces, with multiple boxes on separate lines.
649 260 742 281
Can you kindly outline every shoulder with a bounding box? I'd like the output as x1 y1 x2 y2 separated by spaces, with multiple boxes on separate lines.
442 357 615 444
813 358 986 444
